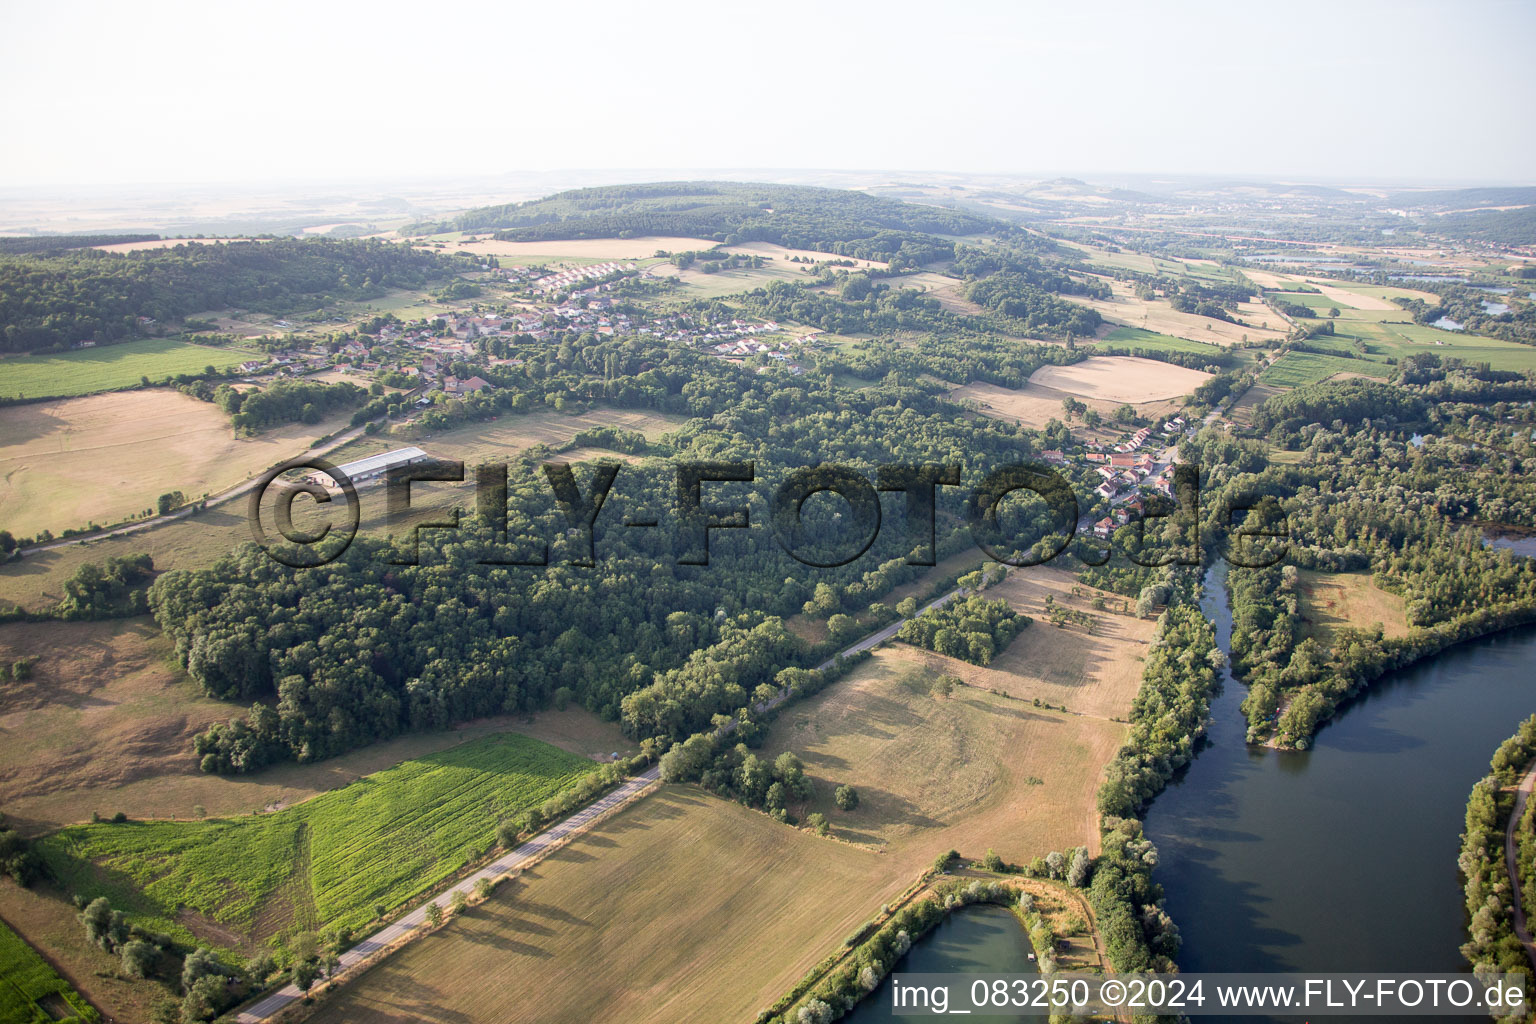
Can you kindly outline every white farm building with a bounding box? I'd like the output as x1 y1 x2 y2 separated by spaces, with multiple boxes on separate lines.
319 446 431 486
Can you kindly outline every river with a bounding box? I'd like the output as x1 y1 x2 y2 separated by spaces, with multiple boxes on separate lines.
1143 562 1536 1021
849 563 1534 1023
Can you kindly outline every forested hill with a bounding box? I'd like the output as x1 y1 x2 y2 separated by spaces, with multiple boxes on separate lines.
413 182 1011 262
0 238 452 354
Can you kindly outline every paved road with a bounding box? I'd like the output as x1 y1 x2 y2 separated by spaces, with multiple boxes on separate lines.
20 420 380 556
234 766 661 1022
815 587 965 672
1505 760 1536 976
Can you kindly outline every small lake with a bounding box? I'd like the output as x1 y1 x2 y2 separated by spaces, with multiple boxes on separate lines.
846 905 1045 1023
1391 274 1464 283
1143 563 1536 1023
1489 534 1536 558
1432 316 1465 331
1482 300 1511 315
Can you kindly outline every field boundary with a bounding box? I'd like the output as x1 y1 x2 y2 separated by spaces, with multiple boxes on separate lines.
235 766 661 1023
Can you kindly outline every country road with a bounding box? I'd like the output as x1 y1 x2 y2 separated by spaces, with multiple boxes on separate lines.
235 766 662 1023
233 575 962 1020
1505 760 1536 976
20 419 380 556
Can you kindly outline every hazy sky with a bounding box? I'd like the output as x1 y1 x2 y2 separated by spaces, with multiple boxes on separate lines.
2 0 1532 188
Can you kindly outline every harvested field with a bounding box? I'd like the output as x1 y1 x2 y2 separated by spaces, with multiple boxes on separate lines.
92 237 257 253
420 235 719 263
720 240 887 269
0 389 350 538
1029 356 1210 404
305 787 900 1024
765 643 1129 862
1064 277 1289 346
887 271 985 314
331 406 684 466
1307 281 1397 311
1227 382 1284 425
1296 569 1410 643
0 617 632 833
949 381 1107 429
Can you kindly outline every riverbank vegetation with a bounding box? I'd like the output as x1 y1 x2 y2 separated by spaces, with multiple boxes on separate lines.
1192 360 1536 745
1458 715 1536 1020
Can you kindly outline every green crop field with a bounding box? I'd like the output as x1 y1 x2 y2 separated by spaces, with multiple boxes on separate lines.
1259 351 1386 388
37 732 598 946
0 337 259 399
0 920 98 1023
1099 326 1231 358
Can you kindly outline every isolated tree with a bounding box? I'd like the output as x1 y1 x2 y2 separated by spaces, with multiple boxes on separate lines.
807 812 830 836
896 596 919 618
798 999 834 1024
474 877 493 900
931 675 955 699
450 890 468 915
290 959 318 992
1045 850 1066 879
982 848 1004 872
834 785 859 811
1067 847 1091 887
120 938 158 978
425 902 443 927
79 897 113 949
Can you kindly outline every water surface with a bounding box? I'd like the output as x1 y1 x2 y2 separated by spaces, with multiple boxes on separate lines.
1144 563 1536 1021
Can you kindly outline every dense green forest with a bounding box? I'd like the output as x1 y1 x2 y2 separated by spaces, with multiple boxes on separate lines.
411 182 997 266
0 239 451 353
147 315 1089 770
1196 362 1536 745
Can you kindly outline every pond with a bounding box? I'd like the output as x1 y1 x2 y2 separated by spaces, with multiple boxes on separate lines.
846 905 1045 1023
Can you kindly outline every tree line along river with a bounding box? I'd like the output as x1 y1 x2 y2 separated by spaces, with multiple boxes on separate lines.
853 562 1536 1023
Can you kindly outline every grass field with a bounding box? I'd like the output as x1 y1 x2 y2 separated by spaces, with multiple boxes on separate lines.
0 389 352 538
1029 355 1210 404
1296 569 1410 643
0 337 260 400
1259 351 1388 388
0 615 634 832
1096 325 1233 360
37 732 599 948
0 920 97 1023
304 787 904 1024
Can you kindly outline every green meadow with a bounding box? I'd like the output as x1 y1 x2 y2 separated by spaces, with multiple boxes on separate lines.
0 337 258 399
37 733 598 946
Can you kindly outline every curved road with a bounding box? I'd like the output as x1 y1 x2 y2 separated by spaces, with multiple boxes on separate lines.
235 766 661 1023
1505 760 1536 976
